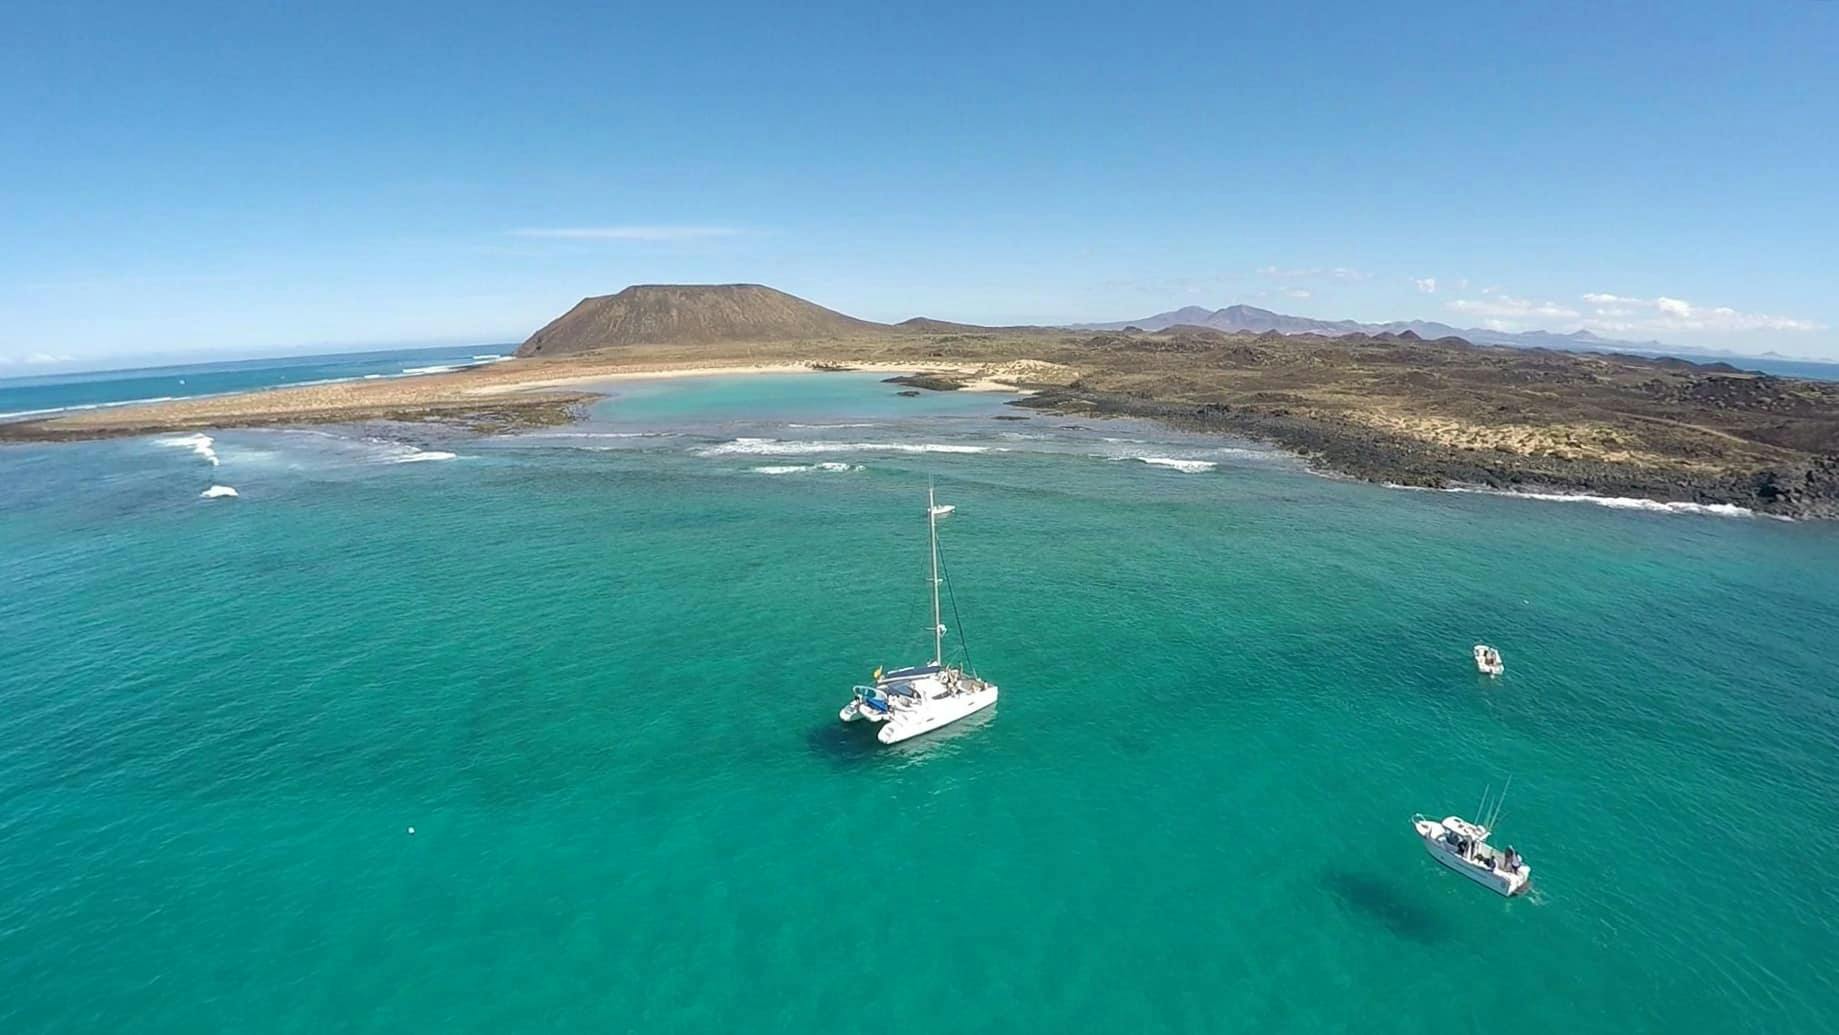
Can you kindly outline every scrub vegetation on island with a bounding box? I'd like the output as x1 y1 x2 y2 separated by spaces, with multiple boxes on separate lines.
5 284 1835 518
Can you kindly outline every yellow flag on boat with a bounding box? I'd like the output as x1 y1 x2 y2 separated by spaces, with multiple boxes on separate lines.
873 666 883 681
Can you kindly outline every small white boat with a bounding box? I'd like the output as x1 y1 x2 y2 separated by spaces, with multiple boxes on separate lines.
200 485 239 499
839 487 997 744
1412 815 1529 896
1473 643 1503 677
1412 784 1529 896
928 503 955 517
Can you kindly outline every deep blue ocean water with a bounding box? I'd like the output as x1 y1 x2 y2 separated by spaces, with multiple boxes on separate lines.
2 371 1836 1032
0 345 516 421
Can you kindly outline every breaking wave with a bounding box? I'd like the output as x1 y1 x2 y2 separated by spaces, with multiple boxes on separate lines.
157 433 219 466
400 364 460 376
1461 488 1756 518
697 437 988 457
390 449 458 463
751 462 862 474
1111 456 1217 473
1389 483 1762 519
2 396 177 421
522 431 658 440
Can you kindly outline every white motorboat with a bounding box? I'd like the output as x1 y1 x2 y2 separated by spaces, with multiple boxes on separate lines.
928 503 955 517
1412 785 1530 896
1473 643 1503 677
838 487 998 744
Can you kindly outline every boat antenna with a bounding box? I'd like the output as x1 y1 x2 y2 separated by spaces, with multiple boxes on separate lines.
1475 783 1491 826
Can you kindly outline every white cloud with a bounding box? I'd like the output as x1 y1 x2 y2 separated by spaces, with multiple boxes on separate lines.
1414 277 1437 294
1446 288 1825 338
1282 288 1312 299
0 351 76 366
508 226 741 241
1579 292 1821 334
1256 265 1370 281
1446 295 1581 321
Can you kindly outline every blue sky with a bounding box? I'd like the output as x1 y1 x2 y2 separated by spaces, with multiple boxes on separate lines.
3 0 1836 368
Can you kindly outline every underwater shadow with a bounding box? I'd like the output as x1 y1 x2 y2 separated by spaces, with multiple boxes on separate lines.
1321 868 1453 945
803 707 999 771
804 722 885 771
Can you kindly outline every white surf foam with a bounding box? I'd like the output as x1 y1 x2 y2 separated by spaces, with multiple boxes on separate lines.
751 462 862 474
784 422 879 429
157 432 219 466
522 431 656 439
471 354 510 362
2 395 179 421
199 485 239 499
1142 457 1217 473
1107 455 1216 473
698 437 988 457
1388 483 1762 519
390 449 458 463
400 364 460 376
1460 487 1755 518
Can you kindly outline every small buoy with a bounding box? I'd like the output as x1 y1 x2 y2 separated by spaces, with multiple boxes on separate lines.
407 826 416 835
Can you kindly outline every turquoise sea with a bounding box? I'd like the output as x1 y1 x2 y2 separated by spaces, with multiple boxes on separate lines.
2 371 1836 1033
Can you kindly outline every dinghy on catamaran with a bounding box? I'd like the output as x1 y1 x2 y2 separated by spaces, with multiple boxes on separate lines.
838 486 998 744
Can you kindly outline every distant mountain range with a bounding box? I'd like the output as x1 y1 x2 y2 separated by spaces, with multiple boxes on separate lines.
1075 303 1702 357
510 285 1828 375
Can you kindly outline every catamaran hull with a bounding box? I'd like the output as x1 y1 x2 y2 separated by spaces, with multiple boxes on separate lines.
877 687 999 744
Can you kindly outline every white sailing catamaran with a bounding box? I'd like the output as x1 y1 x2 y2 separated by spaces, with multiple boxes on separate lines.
838 486 999 744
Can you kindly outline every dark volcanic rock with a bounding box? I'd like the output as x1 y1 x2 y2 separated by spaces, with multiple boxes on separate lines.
884 373 964 392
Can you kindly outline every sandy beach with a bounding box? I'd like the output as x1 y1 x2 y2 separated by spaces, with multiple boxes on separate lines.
0 351 1032 442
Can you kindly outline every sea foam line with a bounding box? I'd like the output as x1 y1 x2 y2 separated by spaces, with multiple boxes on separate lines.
521 431 660 440
156 432 219 466
1 395 179 420
752 462 861 474
697 437 989 457
1104 455 1217 473
389 448 459 463
1387 482 1766 519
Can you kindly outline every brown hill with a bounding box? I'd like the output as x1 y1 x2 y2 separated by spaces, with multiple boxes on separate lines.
517 284 887 357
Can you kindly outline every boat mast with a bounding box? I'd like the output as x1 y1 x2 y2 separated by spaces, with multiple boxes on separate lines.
929 482 943 667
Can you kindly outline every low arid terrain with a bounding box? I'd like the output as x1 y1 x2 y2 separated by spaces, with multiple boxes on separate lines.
6 284 1837 517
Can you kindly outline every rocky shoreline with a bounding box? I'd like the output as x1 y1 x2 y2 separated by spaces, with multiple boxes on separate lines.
1007 386 1839 520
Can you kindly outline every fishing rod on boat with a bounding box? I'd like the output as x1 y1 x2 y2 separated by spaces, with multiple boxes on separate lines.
1487 776 1512 830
